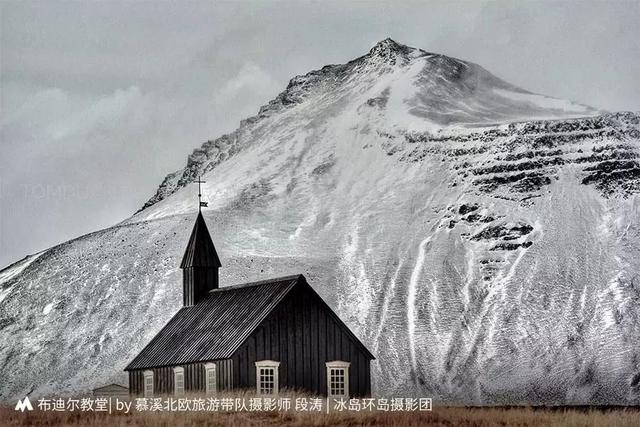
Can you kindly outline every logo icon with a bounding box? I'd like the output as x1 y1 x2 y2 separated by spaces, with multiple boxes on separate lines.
15 396 34 412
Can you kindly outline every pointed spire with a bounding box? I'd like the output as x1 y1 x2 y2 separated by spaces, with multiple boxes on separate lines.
180 211 222 269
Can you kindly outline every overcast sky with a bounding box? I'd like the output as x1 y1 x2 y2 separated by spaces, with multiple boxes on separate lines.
1 0 639 267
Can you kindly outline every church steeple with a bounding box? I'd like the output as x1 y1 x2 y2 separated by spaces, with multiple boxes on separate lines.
180 210 221 306
180 211 222 269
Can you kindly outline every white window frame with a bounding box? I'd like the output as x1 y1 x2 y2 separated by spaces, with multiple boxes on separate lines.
255 360 280 395
143 370 154 397
326 361 350 399
205 362 217 394
173 366 185 396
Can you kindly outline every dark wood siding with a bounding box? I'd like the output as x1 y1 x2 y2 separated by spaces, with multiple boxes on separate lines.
183 267 219 306
231 283 372 397
128 359 233 396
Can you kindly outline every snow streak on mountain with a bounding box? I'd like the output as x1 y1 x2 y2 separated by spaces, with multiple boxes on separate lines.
1 39 639 404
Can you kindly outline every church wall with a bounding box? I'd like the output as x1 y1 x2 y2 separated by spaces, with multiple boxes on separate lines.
231 282 372 396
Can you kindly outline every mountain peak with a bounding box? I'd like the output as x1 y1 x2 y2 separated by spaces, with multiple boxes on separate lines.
368 38 416 61
372 38 402 50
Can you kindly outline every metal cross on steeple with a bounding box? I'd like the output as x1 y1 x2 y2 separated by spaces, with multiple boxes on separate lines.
195 176 207 212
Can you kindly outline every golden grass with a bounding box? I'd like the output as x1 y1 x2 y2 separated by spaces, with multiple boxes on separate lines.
3 391 639 427
4 404 640 426
7 407 640 427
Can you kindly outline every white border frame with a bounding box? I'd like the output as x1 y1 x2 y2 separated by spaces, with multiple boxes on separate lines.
205 362 217 394
143 370 154 397
173 366 185 395
326 361 350 399
255 360 280 395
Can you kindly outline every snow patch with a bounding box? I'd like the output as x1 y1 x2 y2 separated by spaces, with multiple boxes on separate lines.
493 89 588 113
42 302 54 315
407 236 432 373
0 251 45 304
0 252 44 286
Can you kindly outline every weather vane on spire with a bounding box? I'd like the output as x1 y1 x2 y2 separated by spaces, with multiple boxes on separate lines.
195 175 208 212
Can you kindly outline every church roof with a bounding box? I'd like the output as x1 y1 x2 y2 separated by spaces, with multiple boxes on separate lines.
125 274 374 370
180 211 222 268
125 275 301 370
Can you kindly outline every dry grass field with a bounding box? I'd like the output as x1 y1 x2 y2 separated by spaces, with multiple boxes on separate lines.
3 404 639 427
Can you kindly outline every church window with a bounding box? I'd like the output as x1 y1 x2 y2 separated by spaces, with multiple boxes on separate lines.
173 366 184 395
143 370 154 397
326 361 350 398
255 360 280 395
205 363 217 394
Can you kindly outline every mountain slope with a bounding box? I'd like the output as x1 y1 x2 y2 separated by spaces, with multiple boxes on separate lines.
1 39 639 405
140 38 598 212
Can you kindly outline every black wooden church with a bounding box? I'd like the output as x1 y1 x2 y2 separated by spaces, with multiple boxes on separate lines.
125 211 374 398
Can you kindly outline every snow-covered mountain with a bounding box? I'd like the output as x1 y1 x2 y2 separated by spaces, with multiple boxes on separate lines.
1 38 639 404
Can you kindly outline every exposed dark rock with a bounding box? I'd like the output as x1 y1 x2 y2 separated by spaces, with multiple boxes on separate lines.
471 222 533 241
311 157 336 176
392 113 639 199
582 166 640 196
472 157 564 176
491 241 533 251
464 214 495 223
458 204 479 215
366 88 390 108
503 149 563 162
0 316 16 331
512 175 553 193
574 150 637 164
475 171 552 193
